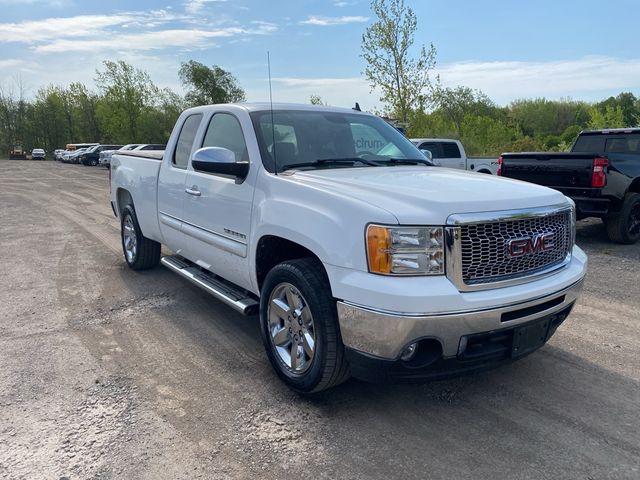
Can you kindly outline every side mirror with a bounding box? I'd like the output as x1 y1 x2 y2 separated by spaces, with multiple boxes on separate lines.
420 148 433 162
191 147 249 180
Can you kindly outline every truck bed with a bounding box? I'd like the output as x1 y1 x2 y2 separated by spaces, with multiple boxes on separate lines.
117 150 164 160
500 152 597 188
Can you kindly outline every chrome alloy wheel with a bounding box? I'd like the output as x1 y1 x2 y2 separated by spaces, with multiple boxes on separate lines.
267 282 316 374
123 215 138 263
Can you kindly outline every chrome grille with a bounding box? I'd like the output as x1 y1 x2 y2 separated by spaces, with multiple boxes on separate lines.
459 210 572 285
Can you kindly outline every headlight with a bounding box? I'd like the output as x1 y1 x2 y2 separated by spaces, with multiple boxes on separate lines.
366 225 445 275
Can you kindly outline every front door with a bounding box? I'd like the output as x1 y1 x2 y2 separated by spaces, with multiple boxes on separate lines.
182 111 255 290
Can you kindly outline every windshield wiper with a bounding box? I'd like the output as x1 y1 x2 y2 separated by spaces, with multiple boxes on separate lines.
282 157 381 172
377 158 433 166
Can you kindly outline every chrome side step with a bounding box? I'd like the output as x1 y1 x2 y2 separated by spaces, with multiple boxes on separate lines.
161 255 259 315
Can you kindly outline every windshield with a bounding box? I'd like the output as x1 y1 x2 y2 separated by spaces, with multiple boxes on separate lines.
250 110 424 173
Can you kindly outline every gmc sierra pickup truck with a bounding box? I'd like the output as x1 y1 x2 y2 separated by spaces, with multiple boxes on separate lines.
499 128 640 244
110 103 587 393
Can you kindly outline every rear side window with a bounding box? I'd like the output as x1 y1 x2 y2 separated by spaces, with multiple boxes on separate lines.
441 142 461 158
173 114 203 168
202 113 249 162
572 135 605 152
604 134 640 154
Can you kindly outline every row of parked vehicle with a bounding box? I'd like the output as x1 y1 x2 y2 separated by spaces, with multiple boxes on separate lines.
55 143 165 167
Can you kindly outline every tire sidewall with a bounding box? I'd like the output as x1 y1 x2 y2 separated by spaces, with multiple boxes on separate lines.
623 193 640 243
259 262 332 393
120 205 140 267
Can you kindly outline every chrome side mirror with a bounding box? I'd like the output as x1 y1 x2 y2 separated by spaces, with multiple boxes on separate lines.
191 147 249 180
420 148 433 162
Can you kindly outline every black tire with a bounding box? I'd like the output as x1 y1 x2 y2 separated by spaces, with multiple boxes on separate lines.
606 192 640 244
91 159 98 166
259 258 350 393
120 204 161 270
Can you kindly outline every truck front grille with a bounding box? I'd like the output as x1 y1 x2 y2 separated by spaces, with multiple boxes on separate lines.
445 205 574 291
461 210 571 284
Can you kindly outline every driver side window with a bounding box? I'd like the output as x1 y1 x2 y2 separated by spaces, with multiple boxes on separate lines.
202 113 249 163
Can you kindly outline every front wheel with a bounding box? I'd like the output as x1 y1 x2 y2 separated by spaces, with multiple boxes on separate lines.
120 204 161 270
606 193 640 244
259 258 350 393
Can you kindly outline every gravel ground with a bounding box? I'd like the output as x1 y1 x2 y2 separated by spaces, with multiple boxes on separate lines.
0 160 638 479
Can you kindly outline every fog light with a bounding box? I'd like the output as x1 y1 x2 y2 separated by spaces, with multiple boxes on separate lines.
400 343 418 361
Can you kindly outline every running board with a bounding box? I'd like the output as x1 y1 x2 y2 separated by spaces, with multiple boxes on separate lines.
161 255 259 315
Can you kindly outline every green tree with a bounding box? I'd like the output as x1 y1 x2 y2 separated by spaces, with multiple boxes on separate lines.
361 0 437 123
179 60 245 107
588 105 625 129
309 94 326 105
433 86 497 136
95 60 158 142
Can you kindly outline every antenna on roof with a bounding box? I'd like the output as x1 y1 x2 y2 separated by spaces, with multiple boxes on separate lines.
353 102 361 112
267 51 278 175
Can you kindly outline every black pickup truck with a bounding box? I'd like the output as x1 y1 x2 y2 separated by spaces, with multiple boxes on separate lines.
498 128 640 244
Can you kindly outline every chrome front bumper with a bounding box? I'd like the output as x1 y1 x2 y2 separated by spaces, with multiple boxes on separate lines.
337 278 584 360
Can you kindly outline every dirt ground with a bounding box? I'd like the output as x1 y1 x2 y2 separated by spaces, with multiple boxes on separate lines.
0 160 638 480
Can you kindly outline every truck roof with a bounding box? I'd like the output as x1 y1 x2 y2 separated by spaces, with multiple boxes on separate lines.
182 102 371 116
410 138 460 143
580 128 640 135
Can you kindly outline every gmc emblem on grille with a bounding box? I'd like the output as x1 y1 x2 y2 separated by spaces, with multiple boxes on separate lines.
507 233 555 258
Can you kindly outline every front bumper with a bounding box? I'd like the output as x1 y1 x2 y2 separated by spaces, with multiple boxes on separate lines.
337 271 585 362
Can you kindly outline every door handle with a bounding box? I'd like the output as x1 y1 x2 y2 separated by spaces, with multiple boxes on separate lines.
185 186 201 196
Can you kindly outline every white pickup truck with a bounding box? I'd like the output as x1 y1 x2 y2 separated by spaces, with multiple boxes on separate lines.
410 138 499 174
110 103 587 393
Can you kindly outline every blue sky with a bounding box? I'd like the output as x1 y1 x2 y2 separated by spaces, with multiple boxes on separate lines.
0 0 639 110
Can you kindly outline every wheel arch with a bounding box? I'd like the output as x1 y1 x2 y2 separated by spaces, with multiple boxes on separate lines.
628 177 640 194
255 235 327 293
116 188 134 216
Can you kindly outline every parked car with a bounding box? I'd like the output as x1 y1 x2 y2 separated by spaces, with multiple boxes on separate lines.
499 128 640 244
67 148 88 164
110 103 586 393
31 148 46 160
9 143 26 160
80 144 124 166
410 138 498 174
54 149 65 161
99 144 142 167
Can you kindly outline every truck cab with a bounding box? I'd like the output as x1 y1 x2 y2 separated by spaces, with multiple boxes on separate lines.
410 138 498 174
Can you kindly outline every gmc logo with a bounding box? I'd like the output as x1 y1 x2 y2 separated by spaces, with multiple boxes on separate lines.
507 233 554 258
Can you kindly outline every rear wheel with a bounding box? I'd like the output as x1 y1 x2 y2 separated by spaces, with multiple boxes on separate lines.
606 192 640 244
120 204 161 270
259 258 350 393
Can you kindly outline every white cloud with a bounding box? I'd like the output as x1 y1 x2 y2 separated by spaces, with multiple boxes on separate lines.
0 0 72 5
248 76 374 110
0 59 26 68
0 14 138 42
437 56 640 104
300 15 369 26
184 0 227 15
0 9 276 53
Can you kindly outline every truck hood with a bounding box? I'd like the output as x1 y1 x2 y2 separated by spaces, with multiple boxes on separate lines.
287 166 568 224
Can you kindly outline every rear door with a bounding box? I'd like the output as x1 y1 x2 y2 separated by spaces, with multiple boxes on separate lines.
181 110 255 289
157 113 203 253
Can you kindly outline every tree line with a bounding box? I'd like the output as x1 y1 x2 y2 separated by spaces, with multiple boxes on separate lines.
0 60 245 154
